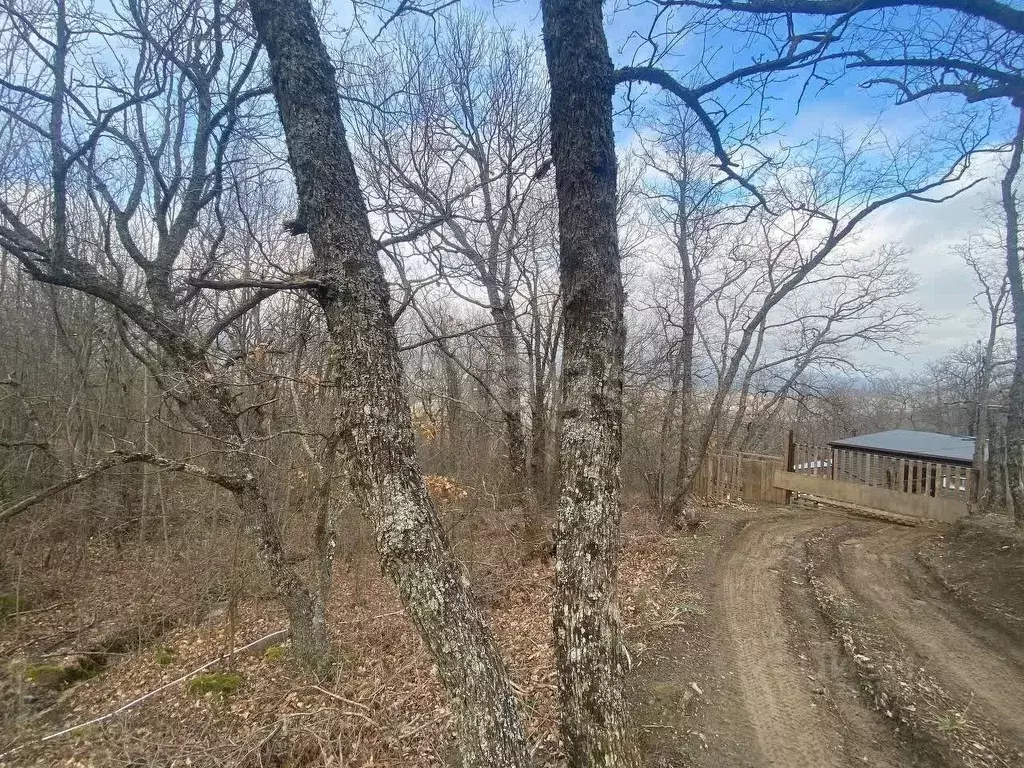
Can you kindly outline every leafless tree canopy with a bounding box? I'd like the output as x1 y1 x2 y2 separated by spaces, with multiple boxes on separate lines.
1 0 1022 764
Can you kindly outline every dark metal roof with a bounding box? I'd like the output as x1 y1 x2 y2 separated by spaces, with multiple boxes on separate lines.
828 429 975 464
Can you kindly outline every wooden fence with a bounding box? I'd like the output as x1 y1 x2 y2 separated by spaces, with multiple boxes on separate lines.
695 431 971 524
693 450 788 504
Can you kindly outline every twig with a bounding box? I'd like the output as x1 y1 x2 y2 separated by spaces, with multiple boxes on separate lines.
310 685 372 711
6 601 70 618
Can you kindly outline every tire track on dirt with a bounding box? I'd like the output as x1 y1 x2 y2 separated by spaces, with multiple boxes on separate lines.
714 511 848 768
839 525 1024 746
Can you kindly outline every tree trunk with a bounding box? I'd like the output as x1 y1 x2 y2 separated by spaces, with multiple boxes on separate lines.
972 300 1002 512
492 297 530 495
670 193 697 522
656 346 682 516
722 325 767 451
541 0 638 763
247 2 530 763
488 293 539 554
439 347 463 471
987 408 1008 512
1002 109 1024 527
179 371 335 677
525 387 550 558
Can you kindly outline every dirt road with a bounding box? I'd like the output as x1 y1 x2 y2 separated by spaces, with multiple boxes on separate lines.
714 514 847 768
840 525 1024 742
634 507 1024 768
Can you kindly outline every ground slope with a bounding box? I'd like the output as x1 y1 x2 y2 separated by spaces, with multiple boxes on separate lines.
632 506 1024 768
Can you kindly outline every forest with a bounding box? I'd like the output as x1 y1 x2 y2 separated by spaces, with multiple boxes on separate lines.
1 0 1022 766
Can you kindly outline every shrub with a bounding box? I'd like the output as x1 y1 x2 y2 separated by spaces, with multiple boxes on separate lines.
187 672 243 696
0 594 27 618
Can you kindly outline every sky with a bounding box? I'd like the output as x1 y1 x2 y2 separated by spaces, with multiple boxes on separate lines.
857 171 1003 367
334 0 1015 375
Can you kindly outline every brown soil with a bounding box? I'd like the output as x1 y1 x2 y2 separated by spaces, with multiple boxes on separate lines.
918 515 1024 636
840 525 1024 745
630 505 1024 768
1 508 695 766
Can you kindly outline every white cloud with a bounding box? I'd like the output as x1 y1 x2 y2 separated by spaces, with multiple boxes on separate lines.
854 168 1004 371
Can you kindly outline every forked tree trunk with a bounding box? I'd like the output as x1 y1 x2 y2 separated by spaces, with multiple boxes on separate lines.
1002 109 1024 527
670 188 697 521
540 0 638 763
247 1 530 763
180 369 335 676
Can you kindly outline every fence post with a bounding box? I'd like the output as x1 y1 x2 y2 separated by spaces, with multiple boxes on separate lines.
783 430 795 505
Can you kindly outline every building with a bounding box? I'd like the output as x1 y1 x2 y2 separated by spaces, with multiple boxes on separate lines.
828 429 975 500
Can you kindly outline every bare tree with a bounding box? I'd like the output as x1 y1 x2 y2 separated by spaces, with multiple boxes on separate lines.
540 0 638 762
350 14 558 550
0 0 339 673
639 127 977 523
244 0 531 764
1001 109 1024 526
954 231 1012 511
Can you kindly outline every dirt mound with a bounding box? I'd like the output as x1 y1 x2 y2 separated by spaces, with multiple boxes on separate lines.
918 514 1024 637
806 524 1022 767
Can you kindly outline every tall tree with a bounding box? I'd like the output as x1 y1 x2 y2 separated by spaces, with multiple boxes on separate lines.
1001 108 1024 526
958 238 1011 511
0 0 335 673
245 0 531 763
351 18 556 549
540 0 638 763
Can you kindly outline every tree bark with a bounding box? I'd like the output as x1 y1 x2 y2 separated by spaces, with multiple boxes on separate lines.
656 346 683 515
972 297 1002 512
524 386 550 558
247 1 530 763
670 185 698 521
439 347 463 469
541 0 638 763
1002 109 1024 527
494 304 533 534
985 406 1008 512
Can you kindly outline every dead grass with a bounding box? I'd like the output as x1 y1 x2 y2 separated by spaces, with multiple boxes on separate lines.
0 502 689 767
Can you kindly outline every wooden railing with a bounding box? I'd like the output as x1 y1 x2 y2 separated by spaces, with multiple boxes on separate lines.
829 446 972 501
778 432 971 523
790 441 832 476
